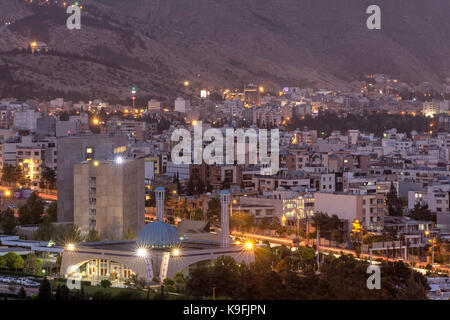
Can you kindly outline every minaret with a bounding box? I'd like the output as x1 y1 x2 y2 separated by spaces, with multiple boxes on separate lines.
155 187 165 222
220 190 230 248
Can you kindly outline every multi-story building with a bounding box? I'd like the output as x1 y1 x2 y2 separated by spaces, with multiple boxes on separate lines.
57 134 128 223
74 158 145 240
314 191 386 233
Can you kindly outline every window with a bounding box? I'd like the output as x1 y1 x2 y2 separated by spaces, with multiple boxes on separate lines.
86 147 93 154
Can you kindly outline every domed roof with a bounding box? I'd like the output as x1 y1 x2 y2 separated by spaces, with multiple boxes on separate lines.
137 221 181 248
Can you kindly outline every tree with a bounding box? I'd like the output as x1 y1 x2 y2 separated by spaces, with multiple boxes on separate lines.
46 202 57 222
1 164 21 185
207 198 221 220
0 208 17 235
41 167 56 189
23 253 43 275
4 252 24 270
191 208 203 221
18 192 44 225
38 276 52 300
185 267 211 298
408 203 436 222
32 217 55 241
100 279 112 289
18 286 26 299
85 229 101 242
386 182 403 216
186 179 195 196
55 225 84 245
122 227 137 240
311 212 345 243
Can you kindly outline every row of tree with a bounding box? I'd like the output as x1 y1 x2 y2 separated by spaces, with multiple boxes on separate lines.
180 247 429 300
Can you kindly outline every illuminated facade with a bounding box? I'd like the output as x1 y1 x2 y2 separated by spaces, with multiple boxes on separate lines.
244 83 261 106
16 146 45 188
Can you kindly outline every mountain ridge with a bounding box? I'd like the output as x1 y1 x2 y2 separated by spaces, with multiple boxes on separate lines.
1 0 449 101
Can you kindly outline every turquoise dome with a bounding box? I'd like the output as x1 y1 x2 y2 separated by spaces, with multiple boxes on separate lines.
137 221 181 248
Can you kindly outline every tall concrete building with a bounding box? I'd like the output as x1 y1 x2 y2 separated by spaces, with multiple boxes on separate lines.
74 158 145 240
57 134 128 223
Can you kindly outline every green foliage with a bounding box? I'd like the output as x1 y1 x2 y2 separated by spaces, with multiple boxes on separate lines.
288 111 431 138
191 208 203 221
311 212 345 243
38 276 52 300
18 192 44 225
41 167 56 189
85 229 101 242
1 164 25 184
408 202 436 222
55 225 84 245
101 279 112 289
230 211 255 232
386 183 403 217
3 252 24 270
207 197 221 220
32 216 55 241
122 227 137 240
0 208 17 235
185 247 429 300
18 286 27 299
46 202 57 222
23 253 43 275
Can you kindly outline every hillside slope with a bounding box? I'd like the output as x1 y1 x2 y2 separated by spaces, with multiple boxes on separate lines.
1 0 449 101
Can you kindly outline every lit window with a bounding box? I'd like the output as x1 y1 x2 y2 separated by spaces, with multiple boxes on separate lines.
86 148 93 154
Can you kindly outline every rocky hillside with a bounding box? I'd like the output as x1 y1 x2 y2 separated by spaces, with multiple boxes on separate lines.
1 0 450 102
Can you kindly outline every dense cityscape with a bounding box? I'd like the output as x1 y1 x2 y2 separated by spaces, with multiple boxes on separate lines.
0 0 449 310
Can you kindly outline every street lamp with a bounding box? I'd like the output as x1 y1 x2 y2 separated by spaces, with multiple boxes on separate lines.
136 248 148 258
172 248 180 256
66 243 76 251
115 156 124 165
244 241 253 250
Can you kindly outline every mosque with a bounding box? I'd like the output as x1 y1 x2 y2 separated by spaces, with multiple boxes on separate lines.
59 189 254 286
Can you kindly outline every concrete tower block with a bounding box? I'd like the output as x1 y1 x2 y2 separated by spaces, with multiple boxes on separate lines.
155 187 165 222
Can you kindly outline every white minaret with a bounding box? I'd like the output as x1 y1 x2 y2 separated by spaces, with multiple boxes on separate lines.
155 187 165 222
220 190 230 248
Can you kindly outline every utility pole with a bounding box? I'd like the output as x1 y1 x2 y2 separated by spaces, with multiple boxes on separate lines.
316 226 320 271
431 236 436 266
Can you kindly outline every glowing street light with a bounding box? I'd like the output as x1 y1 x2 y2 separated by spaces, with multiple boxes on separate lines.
172 248 180 256
66 243 76 251
115 156 124 165
4 190 11 197
136 248 148 257
244 241 254 250
92 118 99 125
183 81 189 87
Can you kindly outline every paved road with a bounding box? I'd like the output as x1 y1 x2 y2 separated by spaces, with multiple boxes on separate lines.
232 231 450 274
0 283 39 296
0 186 57 201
